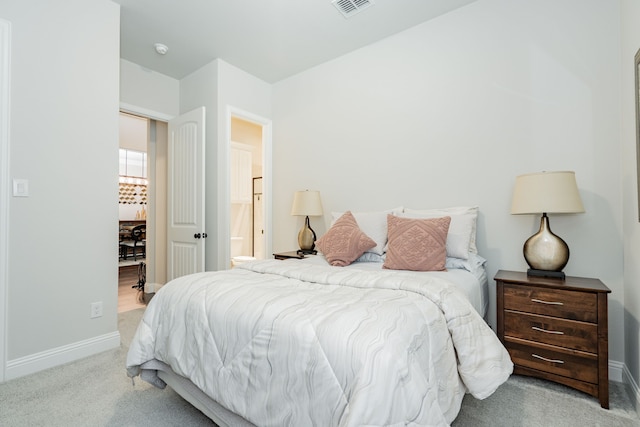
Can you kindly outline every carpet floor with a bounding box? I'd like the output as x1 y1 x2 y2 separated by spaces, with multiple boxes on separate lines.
0 308 638 427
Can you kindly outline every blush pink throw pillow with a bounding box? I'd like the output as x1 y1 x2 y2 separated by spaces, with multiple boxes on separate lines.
383 215 451 271
316 211 376 266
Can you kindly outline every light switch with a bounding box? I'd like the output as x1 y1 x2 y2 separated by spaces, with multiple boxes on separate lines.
12 179 29 197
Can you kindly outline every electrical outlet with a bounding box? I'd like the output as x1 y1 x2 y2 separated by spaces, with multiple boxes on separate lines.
90 302 103 319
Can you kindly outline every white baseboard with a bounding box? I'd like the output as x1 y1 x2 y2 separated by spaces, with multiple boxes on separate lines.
610 359 624 383
145 282 163 293
5 331 120 381
622 362 640 418
608 360 640 418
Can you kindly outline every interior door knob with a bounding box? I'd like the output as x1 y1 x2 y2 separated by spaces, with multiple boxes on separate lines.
194 233 201 239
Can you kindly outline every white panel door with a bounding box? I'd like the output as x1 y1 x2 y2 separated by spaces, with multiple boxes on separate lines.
230 142 252 204
167 107 206 281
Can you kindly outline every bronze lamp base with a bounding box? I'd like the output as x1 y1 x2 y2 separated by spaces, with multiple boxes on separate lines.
297 215 317 254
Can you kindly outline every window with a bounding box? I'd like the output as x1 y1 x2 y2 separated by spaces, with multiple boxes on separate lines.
119 149 147 178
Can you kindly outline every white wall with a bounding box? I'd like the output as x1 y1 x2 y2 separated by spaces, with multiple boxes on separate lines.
217 61 272 270
148 120 168 287
273 0 624 364
120 59 179 120
2 0 120 376
621 0 640 400
180 59 272 271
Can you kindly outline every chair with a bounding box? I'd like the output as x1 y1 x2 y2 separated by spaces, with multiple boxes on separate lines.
119 224 146 261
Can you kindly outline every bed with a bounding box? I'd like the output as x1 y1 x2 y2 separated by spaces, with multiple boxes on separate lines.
126 207 513 426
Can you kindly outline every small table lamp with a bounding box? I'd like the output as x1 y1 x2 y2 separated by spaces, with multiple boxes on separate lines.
510 171 585 279
291 190 323 254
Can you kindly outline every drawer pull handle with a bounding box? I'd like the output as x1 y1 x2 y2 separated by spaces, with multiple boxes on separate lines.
531 298 563 306
532 326 564 335
532 353 564 364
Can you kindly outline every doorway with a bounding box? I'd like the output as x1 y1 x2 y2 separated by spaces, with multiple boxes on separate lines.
117 112 168 312
227 110 271 269
118 112 148 312
229 118 263 267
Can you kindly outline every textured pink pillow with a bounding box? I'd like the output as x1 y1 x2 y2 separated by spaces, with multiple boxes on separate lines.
383 215 451 271
316 211 376 266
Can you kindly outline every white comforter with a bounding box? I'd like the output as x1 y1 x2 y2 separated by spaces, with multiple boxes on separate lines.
126 260 512 426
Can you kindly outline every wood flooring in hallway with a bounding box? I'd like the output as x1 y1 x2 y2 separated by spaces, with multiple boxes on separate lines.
118 264 146 313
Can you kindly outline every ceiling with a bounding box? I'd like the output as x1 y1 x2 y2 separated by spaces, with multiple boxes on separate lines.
113 0 476 83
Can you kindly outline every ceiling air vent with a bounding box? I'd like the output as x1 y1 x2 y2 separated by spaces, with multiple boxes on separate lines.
332 0 375 18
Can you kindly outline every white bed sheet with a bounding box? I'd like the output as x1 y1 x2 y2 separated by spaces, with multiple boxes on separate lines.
299 252 489 317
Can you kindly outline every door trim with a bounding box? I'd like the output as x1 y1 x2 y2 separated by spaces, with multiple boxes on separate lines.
222 106 272 269
0 18 11 383
119 102 173 122
118 106 171 290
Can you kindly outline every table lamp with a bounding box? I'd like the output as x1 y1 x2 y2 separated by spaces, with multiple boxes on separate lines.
510 171 585 279
291 190 323 254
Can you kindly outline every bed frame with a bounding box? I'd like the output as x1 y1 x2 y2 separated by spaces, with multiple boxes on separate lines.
140 359 256 427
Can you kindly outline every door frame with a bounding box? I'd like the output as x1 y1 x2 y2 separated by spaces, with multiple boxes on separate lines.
118 104 172 287
221 106 272 269
0 18 10 383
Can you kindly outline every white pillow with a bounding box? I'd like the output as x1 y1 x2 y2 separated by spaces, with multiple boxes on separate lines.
402 206 479 258
356 252 385 263
331 207 403 256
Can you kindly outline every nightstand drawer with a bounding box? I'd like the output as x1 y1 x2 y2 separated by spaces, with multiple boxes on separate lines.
504 311 598 352
505 339 598 384
503 284 597 322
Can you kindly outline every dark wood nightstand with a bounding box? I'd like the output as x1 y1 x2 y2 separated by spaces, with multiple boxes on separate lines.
495 270 611 409
273 251 307 260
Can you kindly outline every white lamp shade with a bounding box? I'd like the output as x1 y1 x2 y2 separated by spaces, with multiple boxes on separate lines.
511 171 585 215
291 190 323 216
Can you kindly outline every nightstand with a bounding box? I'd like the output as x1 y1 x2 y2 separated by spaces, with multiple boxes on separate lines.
495 270 611 409
273 251 307 260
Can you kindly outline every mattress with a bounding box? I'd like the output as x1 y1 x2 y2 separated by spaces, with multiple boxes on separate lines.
127 257 511 426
